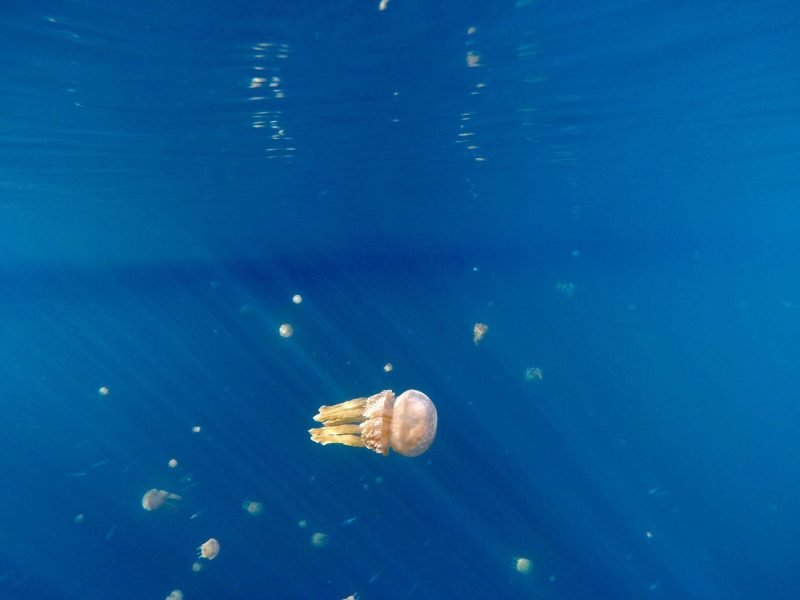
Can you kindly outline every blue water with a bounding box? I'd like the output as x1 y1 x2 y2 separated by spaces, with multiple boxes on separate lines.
1 1 799 598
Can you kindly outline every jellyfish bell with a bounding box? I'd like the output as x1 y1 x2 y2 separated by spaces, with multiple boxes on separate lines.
242 500 263 516
198 537 220 560
142 489 181 511
515 557 532 574
309 389 437 457
473 322 488 344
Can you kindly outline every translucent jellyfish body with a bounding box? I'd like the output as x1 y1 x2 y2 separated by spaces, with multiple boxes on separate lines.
309 389 437 457
142 489 181 511
198 537 220 560
473 322 488 344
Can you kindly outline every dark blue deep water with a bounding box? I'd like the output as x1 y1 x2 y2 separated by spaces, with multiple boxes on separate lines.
1 1 800 598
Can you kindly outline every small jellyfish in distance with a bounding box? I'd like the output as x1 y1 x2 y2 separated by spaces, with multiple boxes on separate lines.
279 323 294 338
242 500 263 516
473 322 488 344
555 282 575 297
310 532 329 547
198 537 220 560
142 489 181 511
165 591 183 600
309 389 437 457
515 557 532 574
524 367 543 381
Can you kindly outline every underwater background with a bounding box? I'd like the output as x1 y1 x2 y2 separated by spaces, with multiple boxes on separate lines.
1 1 800 598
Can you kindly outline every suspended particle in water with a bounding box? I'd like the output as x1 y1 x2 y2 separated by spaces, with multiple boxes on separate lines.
297 519 308 528
515 557 532 574
292 294 303 304
192 425 202 433
524 367 543 381
198 538 220 560
73 513 85 524
310 532 329 547
165 591 183 600
309 389 437 457
168 458 178 468
279 323 294 338
473 322 488 345
98 386 109 396
142 489 181 511
383 362 393 373
243 501 263 516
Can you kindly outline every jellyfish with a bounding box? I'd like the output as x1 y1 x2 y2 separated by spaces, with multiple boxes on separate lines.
242 500 263 516
473 322 488 344
165 591 183 600
198 537 220 560
142 489 181 511
309 389 437 457
514 557 532 574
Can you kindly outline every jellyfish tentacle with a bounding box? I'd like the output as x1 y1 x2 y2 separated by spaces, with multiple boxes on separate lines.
314 398 367 422
314 407 367 426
